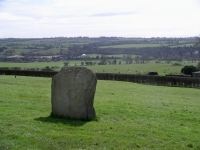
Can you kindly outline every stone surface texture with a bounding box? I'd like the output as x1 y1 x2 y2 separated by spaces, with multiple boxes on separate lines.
51 66 97 120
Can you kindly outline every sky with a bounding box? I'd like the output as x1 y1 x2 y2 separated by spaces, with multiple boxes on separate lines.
0 0 200 38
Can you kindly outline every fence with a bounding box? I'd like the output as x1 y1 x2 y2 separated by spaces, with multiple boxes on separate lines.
95 73 200 88
0 69 58 77
0 69 200 88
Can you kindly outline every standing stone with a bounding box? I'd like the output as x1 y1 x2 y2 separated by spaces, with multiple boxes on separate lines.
51 66 97 120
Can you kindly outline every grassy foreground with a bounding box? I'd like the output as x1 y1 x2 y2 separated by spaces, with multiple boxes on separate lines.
0 76 200 149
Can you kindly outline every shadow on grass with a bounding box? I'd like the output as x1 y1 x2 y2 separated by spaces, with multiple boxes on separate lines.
34 114 99 127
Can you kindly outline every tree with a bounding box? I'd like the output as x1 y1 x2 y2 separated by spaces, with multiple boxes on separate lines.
112 59 117 65
134 56 139 63
195 37 200 61
141 54 148 63
195 37 200 47
96 55 99 59
85 61 93 65
5 50 15 55
99 55 107 65
197 62 200 70
0 46 7 52
124 55 133 64
181 65 197 76
148 72 158 75
64 61 69 66
107 60 112 65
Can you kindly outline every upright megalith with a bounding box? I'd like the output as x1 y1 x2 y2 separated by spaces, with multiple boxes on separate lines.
51 66 97 120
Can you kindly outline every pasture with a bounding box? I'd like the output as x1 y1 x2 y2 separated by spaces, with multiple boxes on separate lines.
0 60 197 75
0 37 198 76
0 76 199 149
100 43 169 48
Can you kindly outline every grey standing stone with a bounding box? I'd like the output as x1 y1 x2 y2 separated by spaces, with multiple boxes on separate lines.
51 66 97 120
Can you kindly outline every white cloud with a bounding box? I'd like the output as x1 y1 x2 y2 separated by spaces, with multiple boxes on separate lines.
0 0 200 38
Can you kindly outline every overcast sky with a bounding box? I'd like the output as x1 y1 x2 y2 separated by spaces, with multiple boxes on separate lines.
0 0 200 38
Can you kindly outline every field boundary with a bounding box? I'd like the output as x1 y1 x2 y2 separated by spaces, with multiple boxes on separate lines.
0 69 200 88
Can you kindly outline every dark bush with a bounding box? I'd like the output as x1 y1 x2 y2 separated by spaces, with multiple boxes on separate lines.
181 65 197 76
41 68 55 72
172 62 182 66
148 72 158 75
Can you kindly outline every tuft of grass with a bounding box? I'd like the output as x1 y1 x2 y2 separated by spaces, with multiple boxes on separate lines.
0 76 200 149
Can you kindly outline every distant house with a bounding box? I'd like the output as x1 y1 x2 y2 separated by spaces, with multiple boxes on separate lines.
192 71 200 78
6 55 24 59
81 54 86 57
6 55 24 62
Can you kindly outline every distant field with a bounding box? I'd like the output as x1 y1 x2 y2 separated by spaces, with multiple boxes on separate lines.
169 44 193 48
0 48 66 55
100 42 194 49
38 48 67 54
86 61 195 75
85 54 132 58
0 61 68 71
0 76 199 149
0 60 197 75
100 43 169 48
6 49 30 55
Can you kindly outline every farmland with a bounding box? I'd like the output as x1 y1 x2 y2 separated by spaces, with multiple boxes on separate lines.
0 37 200 149
0 60 197 75
0 76 200 149
0 37 198 56
0 37 199 75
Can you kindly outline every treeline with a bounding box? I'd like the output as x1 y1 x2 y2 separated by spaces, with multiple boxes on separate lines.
96 73 200 88
0 46 7 52
66 44 200 61
1 37 199 62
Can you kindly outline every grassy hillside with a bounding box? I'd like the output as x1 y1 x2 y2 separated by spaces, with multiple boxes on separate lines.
0 76 199 149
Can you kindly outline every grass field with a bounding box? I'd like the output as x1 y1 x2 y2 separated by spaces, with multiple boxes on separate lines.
0 76 200 149
0 60 197 75
169 44 194 48
0 48 65 55
36 48 66 54
86 61 186 75
100 43 168 48
85 54 125 58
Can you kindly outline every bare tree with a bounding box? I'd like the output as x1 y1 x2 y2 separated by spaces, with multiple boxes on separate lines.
195 36 200 61
64 61 69 66
99 55 107 65
124 55 133 64
197 61 200 70
134 56 139 63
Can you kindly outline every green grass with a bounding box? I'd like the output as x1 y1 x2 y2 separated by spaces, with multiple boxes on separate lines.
0 61 84 71
0 48 66 55
0 48 31 55
0 60 197 75
86 61 197 75
0 76 200 149
100 43 169 48
0 61 65 70
38 48 68 54
81 54 128 58
169 44 194 48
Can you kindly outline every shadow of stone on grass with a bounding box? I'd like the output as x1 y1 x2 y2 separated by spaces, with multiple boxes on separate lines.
34 114 99 127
